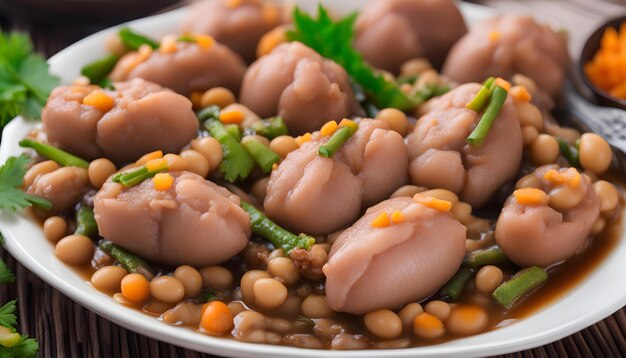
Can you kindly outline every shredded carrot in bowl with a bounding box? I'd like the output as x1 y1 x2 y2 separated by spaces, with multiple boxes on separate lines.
584 22 626 99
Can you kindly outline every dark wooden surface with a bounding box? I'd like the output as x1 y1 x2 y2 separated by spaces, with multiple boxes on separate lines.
1 1 626 357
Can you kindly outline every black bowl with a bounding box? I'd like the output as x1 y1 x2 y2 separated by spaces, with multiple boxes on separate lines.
579 16 626 110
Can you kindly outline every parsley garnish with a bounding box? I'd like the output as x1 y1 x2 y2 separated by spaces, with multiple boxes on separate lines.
0 31 59 127
287 6 417 111
0 301 17 328
0 259 15 284
0 154 52 211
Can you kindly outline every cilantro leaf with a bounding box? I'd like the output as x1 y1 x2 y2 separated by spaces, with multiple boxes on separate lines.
0 259 14 284
0 31 59 127
0 155 52 211
0 301 17 328
287 6 417 111
0 154 29 187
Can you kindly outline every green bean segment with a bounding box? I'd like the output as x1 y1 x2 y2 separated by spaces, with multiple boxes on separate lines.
99 240 154 280
241 201 316 254
75 206 97 237
492 266 548 308
439 266 475 302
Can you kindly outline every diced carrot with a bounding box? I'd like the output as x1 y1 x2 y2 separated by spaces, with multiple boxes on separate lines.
488 31 501 42
390 211 405 224
493 77 511 91
153 173 174 191
145 158 168 171
510 85 532 102
83 90 115 112
159 35 178 54
262 3 279 24
513 188 550 205
219 109 245 124
339 118 358 130
371 212 391 228
120 273 150 303
136 150 164 165
257 27 286 57
200 301 234 336
226 0 242 8
320 120 338 137
196 35 215 50
543 168 580 188
412 195 452 212
294 132 312 146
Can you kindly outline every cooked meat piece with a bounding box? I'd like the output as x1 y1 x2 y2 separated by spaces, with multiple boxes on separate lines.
240 42 361 135
112 41 246 96
354 0 467 73
43 79 199 163
94 171 250 266
442 15 569 97
324 197 466 314
264 119 408 235
495 166 601 267
406 83 522 207
22 160 89 213
180 0 284 63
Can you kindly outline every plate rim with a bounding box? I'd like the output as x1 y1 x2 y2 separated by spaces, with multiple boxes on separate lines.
0 2 625 357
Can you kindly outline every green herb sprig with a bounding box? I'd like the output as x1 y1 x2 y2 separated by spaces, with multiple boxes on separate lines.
0 155 52 211
0 31 59 127
286 6 417 111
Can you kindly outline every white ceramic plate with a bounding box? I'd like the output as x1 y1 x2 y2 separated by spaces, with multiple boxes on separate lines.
1 2 625 357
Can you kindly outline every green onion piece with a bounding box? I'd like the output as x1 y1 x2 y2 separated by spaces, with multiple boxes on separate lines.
225 124 241 141
414 84 451 103
100 78 116 90
75 206 97 237
204 120 255 182
197 105 220 121
111 165 167 187
557 138 581 168
99 240 154 280
466 77 495 112
118 27 159 50
242 139 280 173
439 266 475 302
466 86 508 147
396 74 418 85
80 54 120 85
250 117 288 140
18 139 89 169
465 247 510 268
177 35 196 43
318 124 358 158
492 266 548 308
241 201 316 253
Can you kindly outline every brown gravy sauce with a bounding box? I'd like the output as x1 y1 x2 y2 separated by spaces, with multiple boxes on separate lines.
60 182 624 348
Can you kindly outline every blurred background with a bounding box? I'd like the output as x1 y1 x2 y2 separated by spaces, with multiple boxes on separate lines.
1 0 624 57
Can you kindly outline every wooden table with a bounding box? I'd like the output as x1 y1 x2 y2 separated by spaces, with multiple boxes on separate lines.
1 1 625 357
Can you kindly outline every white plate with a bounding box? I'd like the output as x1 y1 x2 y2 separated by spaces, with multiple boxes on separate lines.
1 2 625 357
